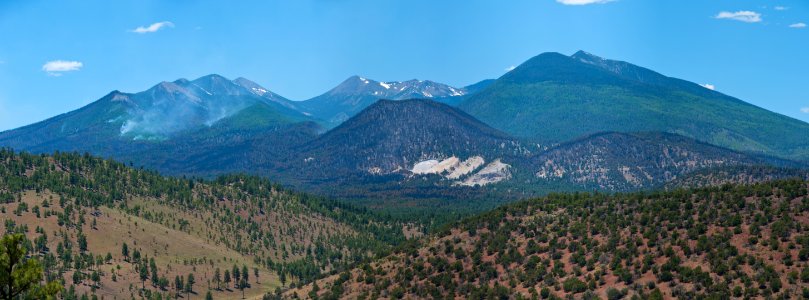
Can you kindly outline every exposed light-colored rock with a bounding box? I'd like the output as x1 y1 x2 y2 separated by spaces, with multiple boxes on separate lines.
446 156 485 179
434 157 460 174
412 160 440 174
536 160 565 179
456 160 511 186
411 157 462 175
367 167 383 175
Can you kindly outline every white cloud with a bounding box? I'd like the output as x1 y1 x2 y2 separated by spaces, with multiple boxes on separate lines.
505 66 516 71
801 107 809 114
130 21 174 34
715 11 762 23
700 83 716 90
556 0 614 5
774 6 788 11
42 60 83 76
790 23 807 28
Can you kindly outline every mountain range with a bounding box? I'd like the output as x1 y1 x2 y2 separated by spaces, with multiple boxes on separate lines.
1 50 807 209
297 76 475 126
460 51 809 161
5 50 809 300
0 75 309 153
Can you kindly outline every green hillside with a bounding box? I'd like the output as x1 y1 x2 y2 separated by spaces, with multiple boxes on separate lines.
459 51 809 161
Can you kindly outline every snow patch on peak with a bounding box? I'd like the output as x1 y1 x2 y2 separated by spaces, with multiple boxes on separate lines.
379 82 391 89
449 87 464 97
251 87 268 96
191 83 213 96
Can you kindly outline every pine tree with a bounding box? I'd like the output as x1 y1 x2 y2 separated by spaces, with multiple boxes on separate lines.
139 262 149 290
150 258 159 286
158 276 169 291
0 234 62 299
186 273 195 296
132 249 141 263
213 268 222 290
242 265 249 284
73 271 82 285
239 277 247 299
174 275 184 298
91 270 101 288
77 233 88 253
121 243 129 261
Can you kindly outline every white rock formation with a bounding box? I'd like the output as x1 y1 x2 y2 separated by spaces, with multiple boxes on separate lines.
456 159 511 186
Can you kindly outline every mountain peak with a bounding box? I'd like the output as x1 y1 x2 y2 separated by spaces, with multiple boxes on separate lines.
193 74 229 82
570 50 604 61
529 51 569 61
327 76 382 94
105 90 132 103
347 75 374 84
297 98 519 178
187 74 247 96
301 76 470 125
356 99 508 139
95 90 134 104
173 78 190 85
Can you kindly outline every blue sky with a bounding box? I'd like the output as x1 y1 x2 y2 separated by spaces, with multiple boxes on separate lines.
0 0 807 130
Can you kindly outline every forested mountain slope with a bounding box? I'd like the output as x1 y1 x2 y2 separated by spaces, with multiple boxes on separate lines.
289 179 809 299
0 75 320 179
459 51 809 161
532 132 800 191
0 150 406 300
